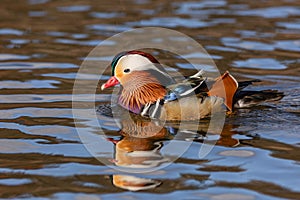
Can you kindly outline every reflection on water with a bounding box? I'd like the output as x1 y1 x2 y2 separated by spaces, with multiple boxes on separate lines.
98 108 242 191
108 117 168 191
0 0 300 199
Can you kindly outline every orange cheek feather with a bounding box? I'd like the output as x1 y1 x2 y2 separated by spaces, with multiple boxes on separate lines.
115 67 125 82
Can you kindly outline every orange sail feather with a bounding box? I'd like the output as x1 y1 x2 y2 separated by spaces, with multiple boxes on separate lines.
207 71 238 111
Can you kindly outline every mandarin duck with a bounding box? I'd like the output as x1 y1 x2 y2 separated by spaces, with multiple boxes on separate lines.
101 50 284 121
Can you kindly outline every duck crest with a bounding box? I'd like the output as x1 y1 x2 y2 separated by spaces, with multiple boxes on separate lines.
111 50 159 76
111 51 127 76
118 71 166 114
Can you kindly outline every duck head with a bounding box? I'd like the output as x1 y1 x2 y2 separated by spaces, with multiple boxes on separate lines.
101 50 175 114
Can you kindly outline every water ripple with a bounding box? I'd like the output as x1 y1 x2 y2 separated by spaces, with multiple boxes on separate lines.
0 62 78 69
0 28 24 36
0 80 60 89
232 58 287 70
234 6 300 18
57 5 91 12
127 17 210 28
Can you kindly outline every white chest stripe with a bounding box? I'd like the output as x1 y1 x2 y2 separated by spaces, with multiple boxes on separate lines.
140 99 164 119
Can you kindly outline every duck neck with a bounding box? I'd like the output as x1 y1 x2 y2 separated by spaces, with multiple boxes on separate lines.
118 73 167 114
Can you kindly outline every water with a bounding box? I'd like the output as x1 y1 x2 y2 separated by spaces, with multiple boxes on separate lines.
0 0 299 199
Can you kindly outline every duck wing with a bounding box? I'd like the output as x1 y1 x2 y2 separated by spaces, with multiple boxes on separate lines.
164 70 208 102
140 70 209 119
164 71 240 111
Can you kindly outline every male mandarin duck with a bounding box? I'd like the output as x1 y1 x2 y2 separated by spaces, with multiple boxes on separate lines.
101 50 284 121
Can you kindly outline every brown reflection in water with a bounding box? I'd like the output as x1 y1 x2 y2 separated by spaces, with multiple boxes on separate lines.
0 102 73 110
112 174 161 192
0 153 99 170
0 128 76 145
109 118 170 191
0 154 112 198
0 173 116 198
217 180 300 200
107 113 300 192
241 136 300 162
0 117 74 127
108 116 243 191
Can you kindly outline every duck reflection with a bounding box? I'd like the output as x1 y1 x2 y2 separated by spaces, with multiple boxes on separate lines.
217 123 240 147
112 174 161 191
100 105 241 191
115 118 172 168
187 121 240 147
108 118 172 191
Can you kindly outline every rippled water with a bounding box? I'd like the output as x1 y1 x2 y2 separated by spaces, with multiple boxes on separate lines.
0 0 299 199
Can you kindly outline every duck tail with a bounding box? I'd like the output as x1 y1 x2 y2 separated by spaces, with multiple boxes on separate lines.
234 90 284 108
207 71 239 111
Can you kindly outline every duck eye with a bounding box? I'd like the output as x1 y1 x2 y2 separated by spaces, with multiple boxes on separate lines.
123 68 130 73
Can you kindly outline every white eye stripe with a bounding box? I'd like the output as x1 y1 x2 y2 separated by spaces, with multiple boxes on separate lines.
118 54 153 71
117 54 168 75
